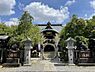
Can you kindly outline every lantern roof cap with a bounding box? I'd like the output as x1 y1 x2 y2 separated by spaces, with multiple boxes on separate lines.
66 37 76 42
22 37 31 43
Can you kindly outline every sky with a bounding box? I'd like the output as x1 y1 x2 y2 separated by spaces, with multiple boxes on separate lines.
0 0 95 26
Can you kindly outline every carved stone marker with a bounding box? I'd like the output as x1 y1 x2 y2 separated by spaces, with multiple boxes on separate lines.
66 37 76 65
23 37 32 65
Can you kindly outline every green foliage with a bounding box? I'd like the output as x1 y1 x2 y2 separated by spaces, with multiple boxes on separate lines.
59 15 95 62
17 11 33 35
75 36 89 49
14 11 42 46
0 11 42 48
0 23 7 34
0 23 17 36
85 16 95 38
59 15 91 47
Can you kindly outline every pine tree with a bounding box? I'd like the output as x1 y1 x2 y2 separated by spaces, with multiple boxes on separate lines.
17 11 34 35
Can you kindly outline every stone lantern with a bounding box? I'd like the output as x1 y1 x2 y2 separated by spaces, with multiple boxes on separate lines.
23 37 32 65
66 37 76 65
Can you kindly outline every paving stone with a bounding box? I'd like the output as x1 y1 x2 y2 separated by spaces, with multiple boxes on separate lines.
1 60 95 72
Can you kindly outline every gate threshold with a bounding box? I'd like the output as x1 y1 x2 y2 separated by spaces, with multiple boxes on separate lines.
78 63 95 66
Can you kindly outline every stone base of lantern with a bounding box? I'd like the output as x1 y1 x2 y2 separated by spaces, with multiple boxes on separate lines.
68 64 75 66
2 63 20 67
2 58 20 67
24 63 31 66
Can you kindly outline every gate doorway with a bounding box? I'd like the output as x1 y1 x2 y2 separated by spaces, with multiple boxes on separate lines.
42 44 57 60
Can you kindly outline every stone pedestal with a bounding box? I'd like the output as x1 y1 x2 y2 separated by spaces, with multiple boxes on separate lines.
0 49 3 63
23 37 32 65
66 37 76 65
24 48 31 65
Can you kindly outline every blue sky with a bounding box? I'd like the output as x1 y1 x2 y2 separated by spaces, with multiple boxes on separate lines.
0 0 95 26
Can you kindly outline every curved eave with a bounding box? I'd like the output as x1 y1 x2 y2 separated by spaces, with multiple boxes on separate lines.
0 35 9 40
41 29 59 34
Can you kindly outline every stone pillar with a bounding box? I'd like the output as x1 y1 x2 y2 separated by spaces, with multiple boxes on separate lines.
23 37 32 65
0 47 2 62
0 49 3 63
38 43 41 57
66 37 76 65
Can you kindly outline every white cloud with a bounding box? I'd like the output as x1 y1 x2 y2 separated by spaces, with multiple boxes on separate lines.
88 13 95 19
81 14 88 20
18 2 24 10
24 2 69 23
79 13 95 20
90 0 95 10
5 18 19 26
0 0 16 15
88 0 95 19
65 0 76 7
0 18 1 23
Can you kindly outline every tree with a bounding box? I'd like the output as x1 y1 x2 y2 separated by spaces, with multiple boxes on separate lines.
12 11 42 47
85 16 95 38
0 23 17 36
0 23 7 34
17 11 34 35
59 15 89 62
59 15 87 45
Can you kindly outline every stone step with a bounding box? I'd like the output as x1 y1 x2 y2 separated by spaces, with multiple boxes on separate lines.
54 63 68 66
2 63 20 67
77 63 95 66
23 64 31 66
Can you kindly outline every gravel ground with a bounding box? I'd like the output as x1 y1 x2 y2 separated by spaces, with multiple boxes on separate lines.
0 60 95 72
56 66 95 72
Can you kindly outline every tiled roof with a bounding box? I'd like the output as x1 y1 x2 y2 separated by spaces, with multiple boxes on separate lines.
36 24 63 33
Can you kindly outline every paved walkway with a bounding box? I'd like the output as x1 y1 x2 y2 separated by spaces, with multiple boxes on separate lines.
0 59 95 72
56 66 95 72
0 60 56 72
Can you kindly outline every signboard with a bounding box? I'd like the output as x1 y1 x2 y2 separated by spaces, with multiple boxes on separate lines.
80 51 91 58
